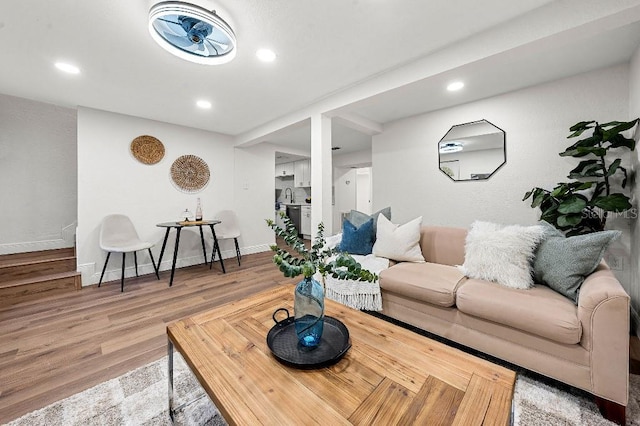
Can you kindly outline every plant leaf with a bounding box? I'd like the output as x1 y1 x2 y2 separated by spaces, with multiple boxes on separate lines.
557 195 587 214
607 134 636 150
606 159 622 177
602 118 639 141
557 214 583 227
568 160 603 179
560 146 607 157
567 121 595 137
593 194 632 212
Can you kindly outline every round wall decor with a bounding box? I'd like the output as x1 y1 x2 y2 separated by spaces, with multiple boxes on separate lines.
170 155 210 192
131 135 165 165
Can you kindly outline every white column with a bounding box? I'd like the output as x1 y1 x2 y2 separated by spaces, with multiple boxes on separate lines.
310 114 332 238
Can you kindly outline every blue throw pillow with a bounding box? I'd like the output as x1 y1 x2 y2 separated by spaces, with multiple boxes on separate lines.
339 218 374 255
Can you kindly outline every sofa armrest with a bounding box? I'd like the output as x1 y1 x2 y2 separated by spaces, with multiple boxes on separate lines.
578 263 629 405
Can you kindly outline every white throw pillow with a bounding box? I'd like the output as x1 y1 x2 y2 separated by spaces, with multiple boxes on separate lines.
458 221 545 289
372 215 425 262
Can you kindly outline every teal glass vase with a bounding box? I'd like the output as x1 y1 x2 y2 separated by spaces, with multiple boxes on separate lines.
294 276 324 347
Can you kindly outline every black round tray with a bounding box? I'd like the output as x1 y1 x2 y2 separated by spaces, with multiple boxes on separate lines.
267 309 351 369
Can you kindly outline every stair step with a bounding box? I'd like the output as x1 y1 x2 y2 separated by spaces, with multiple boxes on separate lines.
0 247 75 267
0 271 81 298
0 256 76 283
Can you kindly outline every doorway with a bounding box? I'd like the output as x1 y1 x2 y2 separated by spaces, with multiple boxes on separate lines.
332 166 372 234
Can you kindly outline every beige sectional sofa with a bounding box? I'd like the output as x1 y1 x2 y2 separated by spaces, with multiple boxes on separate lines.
378 225 630 424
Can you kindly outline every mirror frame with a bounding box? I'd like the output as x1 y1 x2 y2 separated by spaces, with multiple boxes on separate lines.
438 119 506 182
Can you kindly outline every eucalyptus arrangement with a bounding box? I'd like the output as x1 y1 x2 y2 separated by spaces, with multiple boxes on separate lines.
265 213 378 283
266 213 377 348
523 118 638 235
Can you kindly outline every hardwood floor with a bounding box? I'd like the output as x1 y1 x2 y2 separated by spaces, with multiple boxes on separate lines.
0 250 292 424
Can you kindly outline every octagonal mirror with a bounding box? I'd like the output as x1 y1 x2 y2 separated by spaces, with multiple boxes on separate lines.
438 119 506 181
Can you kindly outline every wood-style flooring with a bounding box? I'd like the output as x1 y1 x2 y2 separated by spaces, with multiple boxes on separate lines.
0 250 291 424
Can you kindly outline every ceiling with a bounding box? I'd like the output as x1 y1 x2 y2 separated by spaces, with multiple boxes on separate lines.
1 0 640 157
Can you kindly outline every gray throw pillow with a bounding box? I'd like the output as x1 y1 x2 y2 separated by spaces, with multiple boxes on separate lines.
349 207 391 242
533 222 621 304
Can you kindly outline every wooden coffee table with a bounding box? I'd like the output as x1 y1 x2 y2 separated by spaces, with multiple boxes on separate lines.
167 285 516 425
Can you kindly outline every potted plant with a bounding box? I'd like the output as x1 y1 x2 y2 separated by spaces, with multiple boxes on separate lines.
266 214 377 347
523 118 638 235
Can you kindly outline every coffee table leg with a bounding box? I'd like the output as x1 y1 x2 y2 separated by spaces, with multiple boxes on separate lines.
168 337 175 424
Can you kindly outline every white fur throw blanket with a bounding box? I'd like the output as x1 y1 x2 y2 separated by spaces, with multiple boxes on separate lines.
319 234 389 311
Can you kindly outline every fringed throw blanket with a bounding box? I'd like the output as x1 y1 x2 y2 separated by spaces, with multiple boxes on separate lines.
323 254 389 311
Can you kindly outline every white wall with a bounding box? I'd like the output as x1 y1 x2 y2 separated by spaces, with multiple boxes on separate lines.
234 144 283 255
373 64 632 284
77 107 236 285
629 44 640 328
0 94 77 254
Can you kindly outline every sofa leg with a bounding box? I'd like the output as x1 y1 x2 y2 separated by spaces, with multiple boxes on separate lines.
595 396 625 425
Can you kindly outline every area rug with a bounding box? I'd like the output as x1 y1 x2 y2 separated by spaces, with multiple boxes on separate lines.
7 354 640 425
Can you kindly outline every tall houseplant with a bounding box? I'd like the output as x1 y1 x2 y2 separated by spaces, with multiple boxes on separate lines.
523 118 638 235
266 214 377 347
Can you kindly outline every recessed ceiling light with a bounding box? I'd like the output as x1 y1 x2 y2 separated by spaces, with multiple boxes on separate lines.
55 62 80 74
196 100 212 109
447 81 464 91
256 48 276 62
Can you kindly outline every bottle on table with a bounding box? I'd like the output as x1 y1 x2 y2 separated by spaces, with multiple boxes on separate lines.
195 198 203 221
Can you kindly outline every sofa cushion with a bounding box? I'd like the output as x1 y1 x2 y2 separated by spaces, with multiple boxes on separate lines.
456 279 581 345
349 207 391 243
419 226 467 266
373 215 425 262
339 218 374 255
533 221 621 304
458 221 545 289
379 262 465 307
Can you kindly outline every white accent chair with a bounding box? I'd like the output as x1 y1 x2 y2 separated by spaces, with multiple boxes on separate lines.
98 214 159 292
211 210 241 267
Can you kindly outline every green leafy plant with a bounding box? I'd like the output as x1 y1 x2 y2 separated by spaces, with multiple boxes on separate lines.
523 118 638 235
265 213 377 282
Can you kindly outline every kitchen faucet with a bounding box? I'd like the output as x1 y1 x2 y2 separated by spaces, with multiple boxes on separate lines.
285 187 294 203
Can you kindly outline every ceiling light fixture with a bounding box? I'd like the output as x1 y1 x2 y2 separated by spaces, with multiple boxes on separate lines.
148 2 236 65
55 62 80 74
256 48 276 62
439 142 464 153
196 100 212 109
447 81 464 91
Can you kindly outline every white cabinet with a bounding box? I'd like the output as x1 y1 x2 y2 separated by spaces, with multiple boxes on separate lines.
275 162 294 177
301 205 311 236
294 159 311 187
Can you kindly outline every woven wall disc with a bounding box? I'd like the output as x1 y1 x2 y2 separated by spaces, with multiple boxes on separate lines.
170 155 210 193
131 135 165 165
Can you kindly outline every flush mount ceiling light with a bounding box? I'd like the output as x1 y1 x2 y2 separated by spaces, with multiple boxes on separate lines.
447 81 464 91
439 142 464 153
148 1 236 65
196 100 212 109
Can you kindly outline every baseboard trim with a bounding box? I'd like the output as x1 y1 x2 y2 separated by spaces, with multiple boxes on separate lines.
0 221 77 255
81 243 272 286
0 238 72 255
